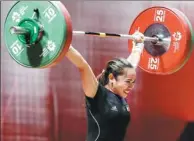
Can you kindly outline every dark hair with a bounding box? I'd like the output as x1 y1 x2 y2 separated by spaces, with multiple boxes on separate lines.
97 58 133 86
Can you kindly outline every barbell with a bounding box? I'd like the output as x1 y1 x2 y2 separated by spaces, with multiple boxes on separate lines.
10 26 160 42
3 1 194 75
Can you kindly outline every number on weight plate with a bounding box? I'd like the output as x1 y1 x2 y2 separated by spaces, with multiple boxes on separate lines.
148 57 160 70
10 40 24 56
43 7 57 23
154 9 166 22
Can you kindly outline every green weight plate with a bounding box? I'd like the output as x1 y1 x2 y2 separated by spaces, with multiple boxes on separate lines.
4 1 72 68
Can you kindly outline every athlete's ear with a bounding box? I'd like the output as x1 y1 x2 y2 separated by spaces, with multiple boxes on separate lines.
108 73 114 80
108 73 116 82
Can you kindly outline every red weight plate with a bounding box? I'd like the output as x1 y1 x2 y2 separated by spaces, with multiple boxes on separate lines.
128 6 192 75
170 8 193 71
42 1 73 68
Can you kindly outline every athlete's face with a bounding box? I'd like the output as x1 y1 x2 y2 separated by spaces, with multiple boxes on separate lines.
111 68 136 98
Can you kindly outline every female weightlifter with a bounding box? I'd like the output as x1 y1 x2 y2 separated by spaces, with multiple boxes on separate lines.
65 31 144 141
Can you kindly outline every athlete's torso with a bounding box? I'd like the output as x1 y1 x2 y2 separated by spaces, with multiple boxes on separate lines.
85 84 130 141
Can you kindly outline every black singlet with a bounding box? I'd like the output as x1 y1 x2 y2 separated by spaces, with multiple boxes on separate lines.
85 84 131 141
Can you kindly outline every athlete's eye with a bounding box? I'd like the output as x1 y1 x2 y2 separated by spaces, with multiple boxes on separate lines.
126 79 135 84
131 79 136 83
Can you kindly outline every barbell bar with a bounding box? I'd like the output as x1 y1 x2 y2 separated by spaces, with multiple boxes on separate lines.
10 25 160 43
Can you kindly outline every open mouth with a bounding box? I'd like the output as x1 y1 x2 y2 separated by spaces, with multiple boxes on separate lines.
124 89 131 95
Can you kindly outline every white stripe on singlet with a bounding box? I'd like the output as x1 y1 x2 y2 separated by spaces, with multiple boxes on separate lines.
88 109 100 141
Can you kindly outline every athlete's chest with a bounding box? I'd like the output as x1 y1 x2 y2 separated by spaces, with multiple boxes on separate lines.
100 94 130 119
